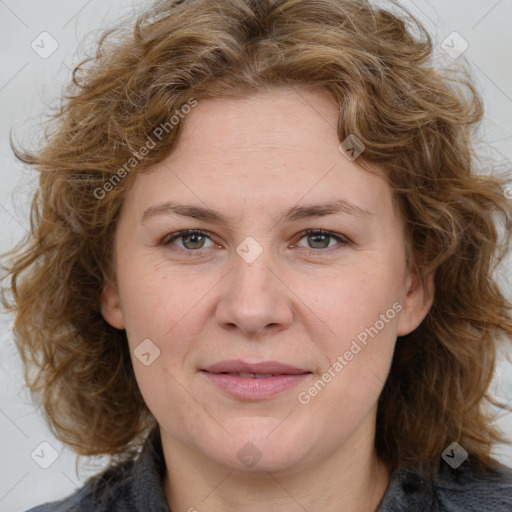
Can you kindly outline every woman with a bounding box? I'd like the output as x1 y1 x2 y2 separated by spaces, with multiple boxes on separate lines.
3 0 512 510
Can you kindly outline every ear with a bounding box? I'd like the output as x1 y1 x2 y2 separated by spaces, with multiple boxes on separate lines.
100 280 126 330
397 265 434 336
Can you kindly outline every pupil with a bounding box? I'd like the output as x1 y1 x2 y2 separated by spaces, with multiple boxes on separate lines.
185 234 203 249
181 233 330 250
310 234 328 248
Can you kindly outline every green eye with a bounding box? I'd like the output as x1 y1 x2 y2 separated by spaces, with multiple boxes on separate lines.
161 228 349 256
165 230 211 250
295 229 348 250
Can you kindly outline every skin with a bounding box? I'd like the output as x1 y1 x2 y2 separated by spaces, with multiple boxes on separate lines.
101 86 434 512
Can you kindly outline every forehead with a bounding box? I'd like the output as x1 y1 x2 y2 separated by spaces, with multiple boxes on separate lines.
177 87 340 152
125 87 393 223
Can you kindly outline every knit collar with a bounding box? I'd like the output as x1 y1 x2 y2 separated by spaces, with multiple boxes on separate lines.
129 429 511 511
130 427 170 511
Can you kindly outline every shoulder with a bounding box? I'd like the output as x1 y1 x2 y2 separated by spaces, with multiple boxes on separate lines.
431 457 512 511
24 460 137 512
24 428 170 512
379 456 512 512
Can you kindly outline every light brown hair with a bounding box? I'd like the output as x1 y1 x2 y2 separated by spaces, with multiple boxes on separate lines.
2 0 512 473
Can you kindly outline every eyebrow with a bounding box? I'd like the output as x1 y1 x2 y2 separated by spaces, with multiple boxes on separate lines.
141 198 374 226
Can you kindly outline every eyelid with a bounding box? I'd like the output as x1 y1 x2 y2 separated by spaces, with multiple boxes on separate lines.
292 228 350 247
161 228 350 254
161 229 217 250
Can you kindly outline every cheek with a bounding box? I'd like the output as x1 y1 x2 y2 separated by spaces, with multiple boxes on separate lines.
120 268 200 424
307 258 404 342
118 257 205 338
117 261 215 404
299 256 403 410
298 279 399 435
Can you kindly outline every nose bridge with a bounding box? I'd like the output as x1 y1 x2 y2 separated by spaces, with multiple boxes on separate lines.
215 239 293 336
233 245 273 298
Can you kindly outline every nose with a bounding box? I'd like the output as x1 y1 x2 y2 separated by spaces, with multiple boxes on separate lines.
215 249 293 338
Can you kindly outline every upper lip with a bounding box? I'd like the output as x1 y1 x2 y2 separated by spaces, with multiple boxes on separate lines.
202 359 311 375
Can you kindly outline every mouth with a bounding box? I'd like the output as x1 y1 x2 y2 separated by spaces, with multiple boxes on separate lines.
202 359 311 375
200 359 312 400
209 372 289 379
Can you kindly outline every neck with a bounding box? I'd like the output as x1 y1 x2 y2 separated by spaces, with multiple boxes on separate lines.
162 431 391 512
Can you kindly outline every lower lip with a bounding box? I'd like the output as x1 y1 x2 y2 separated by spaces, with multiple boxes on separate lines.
201 371 311 400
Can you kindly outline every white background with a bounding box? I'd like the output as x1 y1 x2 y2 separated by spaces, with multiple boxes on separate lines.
1 0 511 510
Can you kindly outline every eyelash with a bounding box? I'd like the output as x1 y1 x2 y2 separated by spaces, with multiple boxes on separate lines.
161 229 350 257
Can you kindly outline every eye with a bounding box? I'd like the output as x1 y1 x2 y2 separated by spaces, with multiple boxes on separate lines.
162 229 215 253
161 228 349 256
293 229 349 251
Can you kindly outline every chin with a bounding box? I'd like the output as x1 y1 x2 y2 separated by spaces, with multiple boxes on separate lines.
199 418 318 474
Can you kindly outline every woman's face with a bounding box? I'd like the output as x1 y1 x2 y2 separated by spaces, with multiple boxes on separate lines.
101 87 432 474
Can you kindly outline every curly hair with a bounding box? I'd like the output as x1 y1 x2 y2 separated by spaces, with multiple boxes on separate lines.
2 0 512 473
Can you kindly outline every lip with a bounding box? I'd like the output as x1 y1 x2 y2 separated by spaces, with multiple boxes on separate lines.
203 359 310 375
200 359 312 401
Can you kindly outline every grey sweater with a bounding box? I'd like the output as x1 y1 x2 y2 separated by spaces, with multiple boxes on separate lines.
26 430 512 511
